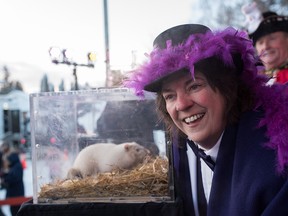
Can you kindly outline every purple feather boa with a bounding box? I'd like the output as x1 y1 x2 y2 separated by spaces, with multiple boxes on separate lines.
124 27 288 174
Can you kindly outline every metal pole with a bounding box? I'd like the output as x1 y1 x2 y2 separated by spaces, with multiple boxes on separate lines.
73 66 78 90
103 0 110 87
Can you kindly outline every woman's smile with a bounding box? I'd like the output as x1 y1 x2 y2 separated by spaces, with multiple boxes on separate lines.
183 113 205 124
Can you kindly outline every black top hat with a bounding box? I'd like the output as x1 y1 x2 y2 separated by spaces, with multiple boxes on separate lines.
144 24 211 91
249 11 288 45
153 24 211 49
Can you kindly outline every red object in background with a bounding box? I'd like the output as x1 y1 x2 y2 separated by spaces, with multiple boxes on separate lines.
20 153 27 169
276 68 288 84
0 196 32 206
20 138 26 145
50 137 56 144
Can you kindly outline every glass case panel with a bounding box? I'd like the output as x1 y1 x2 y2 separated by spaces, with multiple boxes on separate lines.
30 88 175 204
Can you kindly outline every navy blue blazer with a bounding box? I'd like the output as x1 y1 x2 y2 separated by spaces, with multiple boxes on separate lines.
174 110 288 216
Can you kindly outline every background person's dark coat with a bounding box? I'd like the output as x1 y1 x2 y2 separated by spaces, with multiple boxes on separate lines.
2 152 24 198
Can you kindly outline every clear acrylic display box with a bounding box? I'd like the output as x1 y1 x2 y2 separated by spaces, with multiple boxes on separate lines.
30 88 175 204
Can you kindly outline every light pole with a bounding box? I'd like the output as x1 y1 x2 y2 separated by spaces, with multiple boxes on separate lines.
103 0 110 87
49 47 96 90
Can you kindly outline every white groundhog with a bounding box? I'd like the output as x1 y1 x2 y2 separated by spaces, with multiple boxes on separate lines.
67 142 150 179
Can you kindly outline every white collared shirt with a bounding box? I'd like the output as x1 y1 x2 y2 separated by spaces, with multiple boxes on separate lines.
201 135 222 201
186 132 223 216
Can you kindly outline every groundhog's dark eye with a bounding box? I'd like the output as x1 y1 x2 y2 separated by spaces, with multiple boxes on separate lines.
136 148 140 152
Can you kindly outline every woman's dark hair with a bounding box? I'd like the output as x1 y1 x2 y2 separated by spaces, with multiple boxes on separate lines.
155 56 255 145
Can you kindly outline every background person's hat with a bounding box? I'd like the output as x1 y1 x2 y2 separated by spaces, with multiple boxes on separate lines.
249 11 288 45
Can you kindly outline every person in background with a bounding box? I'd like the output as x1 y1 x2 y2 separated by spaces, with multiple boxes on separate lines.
242 2 288 84
124 24 288 215
1 151 24 216
0 142 10 216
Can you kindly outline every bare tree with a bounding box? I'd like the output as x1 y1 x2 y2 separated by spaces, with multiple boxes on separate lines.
190 0 288 29
40 74 50 92
0 65 24 92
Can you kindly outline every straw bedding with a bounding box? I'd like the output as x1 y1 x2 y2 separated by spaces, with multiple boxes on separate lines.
39 156 169 200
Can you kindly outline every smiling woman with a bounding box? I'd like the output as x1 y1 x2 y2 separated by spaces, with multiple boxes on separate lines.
124 24 288 216
161 71 227 150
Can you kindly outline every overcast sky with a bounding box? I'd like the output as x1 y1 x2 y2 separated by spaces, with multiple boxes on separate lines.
0 0 194 93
